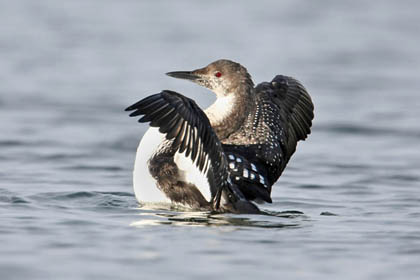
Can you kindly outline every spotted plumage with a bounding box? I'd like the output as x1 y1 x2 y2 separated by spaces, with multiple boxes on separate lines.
126 59 314 213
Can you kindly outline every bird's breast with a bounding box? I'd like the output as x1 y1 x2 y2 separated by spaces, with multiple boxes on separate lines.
133 127 170 203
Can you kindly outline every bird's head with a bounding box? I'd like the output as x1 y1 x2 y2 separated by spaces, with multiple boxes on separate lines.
166 59 253 97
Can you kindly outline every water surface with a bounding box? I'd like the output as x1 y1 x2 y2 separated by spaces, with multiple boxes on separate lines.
1 1 420 279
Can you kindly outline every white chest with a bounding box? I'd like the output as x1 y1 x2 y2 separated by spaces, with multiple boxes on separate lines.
133 127 170 203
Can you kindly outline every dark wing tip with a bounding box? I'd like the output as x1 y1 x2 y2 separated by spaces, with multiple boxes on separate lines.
129 110 142 117
125 104 136 112
125 94 164 113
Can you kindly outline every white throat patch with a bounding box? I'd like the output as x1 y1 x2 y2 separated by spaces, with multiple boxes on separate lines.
204 95 236 125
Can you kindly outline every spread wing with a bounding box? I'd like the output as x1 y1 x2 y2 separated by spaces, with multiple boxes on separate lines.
125 90 228 196
221 75 314 203
254 75 314 183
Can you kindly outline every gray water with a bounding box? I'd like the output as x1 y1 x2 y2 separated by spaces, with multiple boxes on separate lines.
1 0 420 279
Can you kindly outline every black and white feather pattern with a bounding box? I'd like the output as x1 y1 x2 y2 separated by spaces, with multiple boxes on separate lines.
258 75 314 160
125 90 230 200
254 75 314 179
220 75 314 202
125 75 313 208
225 149 272 203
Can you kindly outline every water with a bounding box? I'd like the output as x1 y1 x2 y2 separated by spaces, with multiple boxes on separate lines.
1 0 420 279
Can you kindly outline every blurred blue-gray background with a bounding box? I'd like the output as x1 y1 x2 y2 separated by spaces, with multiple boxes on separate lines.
1 1 420 279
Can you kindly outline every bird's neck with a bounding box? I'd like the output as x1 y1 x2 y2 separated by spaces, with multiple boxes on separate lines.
205 83 254 140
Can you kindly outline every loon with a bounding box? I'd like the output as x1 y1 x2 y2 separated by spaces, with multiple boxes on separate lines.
125 59 314 213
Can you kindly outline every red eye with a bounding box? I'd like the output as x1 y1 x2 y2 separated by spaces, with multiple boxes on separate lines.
215 72 222 78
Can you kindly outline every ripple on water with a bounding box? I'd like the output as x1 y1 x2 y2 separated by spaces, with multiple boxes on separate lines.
65 164 124 171
28 191 137 210
0 195 29 204
318 123 420 139
295 183 333 189
0 189 29 204
386 174 419 183
0 140 26 147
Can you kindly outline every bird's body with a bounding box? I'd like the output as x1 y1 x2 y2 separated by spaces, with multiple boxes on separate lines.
126 59 314 213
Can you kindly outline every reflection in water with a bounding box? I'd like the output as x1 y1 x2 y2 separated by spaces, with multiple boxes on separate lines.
130 205 308 228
